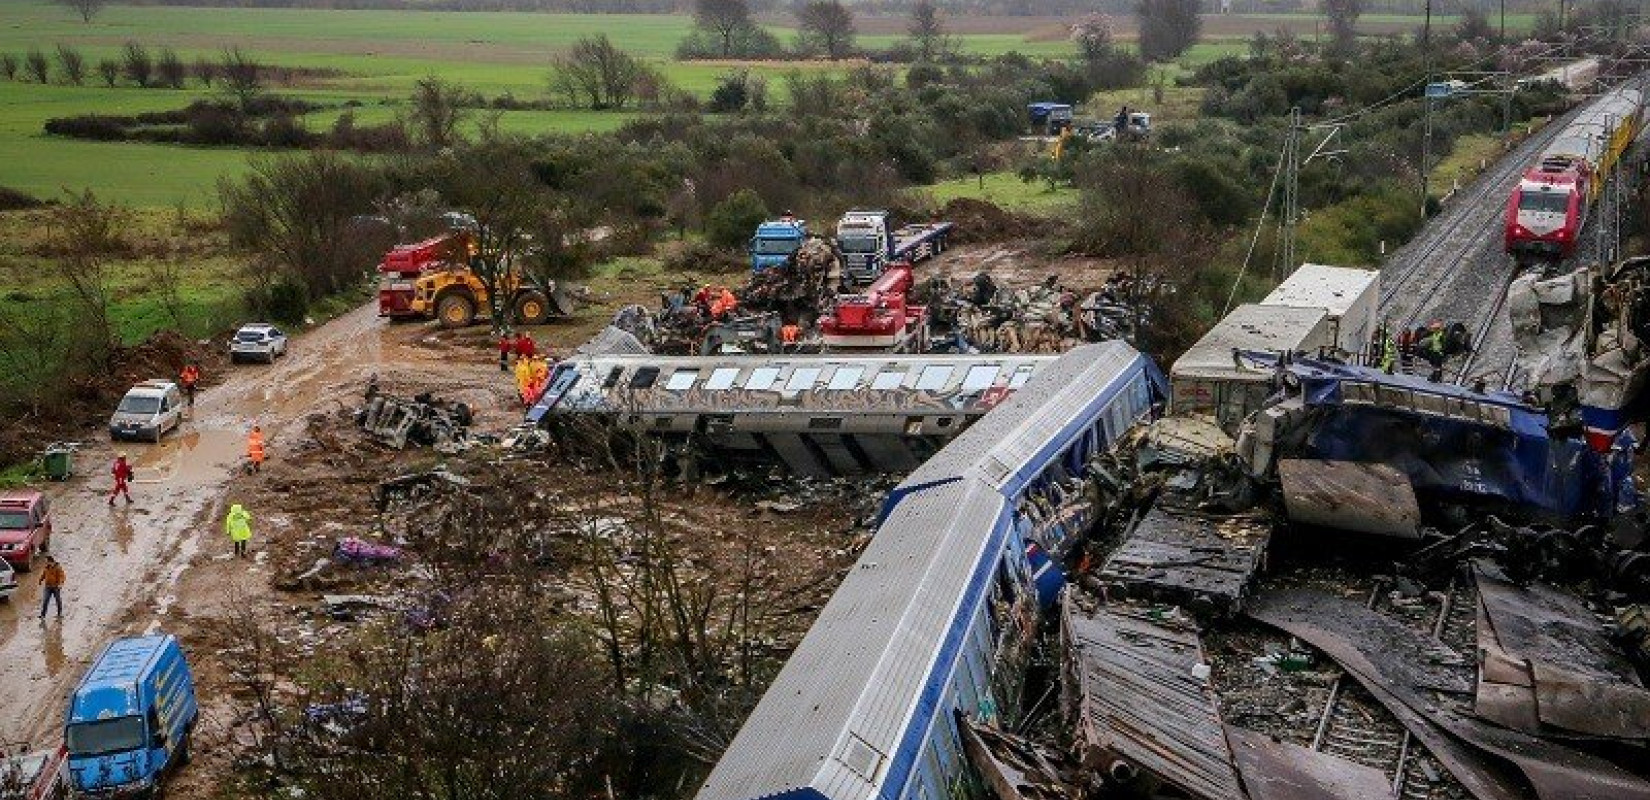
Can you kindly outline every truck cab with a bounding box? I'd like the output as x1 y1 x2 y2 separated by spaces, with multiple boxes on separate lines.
836 210 893 284
65 635 197 798
749 217 807 272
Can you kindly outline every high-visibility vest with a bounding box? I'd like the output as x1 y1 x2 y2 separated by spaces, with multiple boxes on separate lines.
247 431 265 461
225 506 252 541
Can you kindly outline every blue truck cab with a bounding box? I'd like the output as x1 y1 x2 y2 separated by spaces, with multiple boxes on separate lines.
64 635 197 798
748 216 807 272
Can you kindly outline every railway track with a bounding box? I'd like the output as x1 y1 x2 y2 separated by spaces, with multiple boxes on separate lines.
1306 579 1475 799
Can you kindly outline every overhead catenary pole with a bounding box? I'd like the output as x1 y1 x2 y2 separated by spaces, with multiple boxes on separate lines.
1281 107 1303 282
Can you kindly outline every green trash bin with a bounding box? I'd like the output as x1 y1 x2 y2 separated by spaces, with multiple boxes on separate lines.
43 445 73 481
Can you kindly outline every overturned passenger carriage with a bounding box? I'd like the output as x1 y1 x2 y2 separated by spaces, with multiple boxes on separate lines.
695 342 1165 800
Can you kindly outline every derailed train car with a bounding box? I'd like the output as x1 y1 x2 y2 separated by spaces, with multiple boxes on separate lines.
695 342 1165 800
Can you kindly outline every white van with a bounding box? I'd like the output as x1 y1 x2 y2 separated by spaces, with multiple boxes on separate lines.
108 380 184 442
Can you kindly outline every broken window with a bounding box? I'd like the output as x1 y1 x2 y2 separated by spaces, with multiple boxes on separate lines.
664 370 699 391
916 365 954 391
961 364 1000 394
872 369 907 390
827 366 865 390
746 366 781 390
629 367 659 388
705 367 739 390
786 366 822 391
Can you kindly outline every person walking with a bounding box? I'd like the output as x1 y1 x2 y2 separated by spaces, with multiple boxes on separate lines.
179 363 200 410
38 555 65 619
497 333 512 372
246 425 266 474
225 503 252 558
109 453 134 506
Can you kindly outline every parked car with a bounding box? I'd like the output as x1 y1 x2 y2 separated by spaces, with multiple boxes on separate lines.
0 744 67 800
229 323 288 364
0 559 16 602
108 380 184 443
65 635 198 799
0 492 52 573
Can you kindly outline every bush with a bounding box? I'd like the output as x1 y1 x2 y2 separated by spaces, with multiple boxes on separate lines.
704 188 769 250
44 115 133 140
263 279 310 324
0 186 46 211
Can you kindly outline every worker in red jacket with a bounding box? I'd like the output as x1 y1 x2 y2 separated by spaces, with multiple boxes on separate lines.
498 334 512 372
513 333 536 361
109 453 134 506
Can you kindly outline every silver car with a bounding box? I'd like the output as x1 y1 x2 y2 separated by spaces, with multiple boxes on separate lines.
109 380 185 442
230 323 289 364
0 557 16 603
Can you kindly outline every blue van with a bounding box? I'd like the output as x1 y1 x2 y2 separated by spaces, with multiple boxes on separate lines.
63 635 197 797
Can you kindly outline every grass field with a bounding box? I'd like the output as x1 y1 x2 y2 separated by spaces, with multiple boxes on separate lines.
923 170 1079 214
0 1 1505 205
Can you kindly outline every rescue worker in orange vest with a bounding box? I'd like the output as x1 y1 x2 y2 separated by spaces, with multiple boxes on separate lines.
514 354 534 405
179 363 200 409
528 357 550 404
247 425 266 474
780 323 801 349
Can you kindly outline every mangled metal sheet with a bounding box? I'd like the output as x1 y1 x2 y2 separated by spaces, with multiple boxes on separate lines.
575 324 651 356
1063 600 1243 800
1277 459 1420 539
957 718 1075 800
1249 587 1650 800
1223 725 1394 800
1095 507 1271 616
1474 564 1650 740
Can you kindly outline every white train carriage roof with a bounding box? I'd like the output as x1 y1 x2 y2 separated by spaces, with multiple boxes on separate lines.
695 477 1012 800
533 352 1056 419
1540 85 1644 165
890 341 1166 506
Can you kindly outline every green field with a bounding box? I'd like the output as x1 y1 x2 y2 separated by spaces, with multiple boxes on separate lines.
0 1 1475 206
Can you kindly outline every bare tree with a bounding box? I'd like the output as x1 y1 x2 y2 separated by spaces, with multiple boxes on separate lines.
1323 0 1362 53
156 47 186 89
908 0 952 62
55 44 85 85
1137 0 1201 62
549 35 648 110
121 41 151 87
95 58 118 87
796 0 855 60
407 76 469 149
48 190 129 363
56 0 105 23
192 55 216 87
220 46 262 108
0 309 68 418
219 152 386 297
695 0 755 58
24 49 49 84
0 54 16 81
430 136 550 325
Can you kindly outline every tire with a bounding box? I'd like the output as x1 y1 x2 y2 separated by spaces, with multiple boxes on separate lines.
176 728 193 767
513 290 551 326
435 292 478 329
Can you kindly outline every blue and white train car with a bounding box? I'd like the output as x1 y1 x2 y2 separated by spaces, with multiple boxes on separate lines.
695 342 1164 800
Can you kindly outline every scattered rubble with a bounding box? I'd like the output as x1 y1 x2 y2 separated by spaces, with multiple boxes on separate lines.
356 387 474 451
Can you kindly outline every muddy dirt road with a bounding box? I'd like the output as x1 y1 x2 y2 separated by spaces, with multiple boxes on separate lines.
0 302 499 748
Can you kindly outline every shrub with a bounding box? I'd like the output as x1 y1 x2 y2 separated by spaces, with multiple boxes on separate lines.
704 188 769 250
157 48 187 89
0 186 46 211
44 115 133 140
264 279 310 324
55 44 85 86
0 53 16 80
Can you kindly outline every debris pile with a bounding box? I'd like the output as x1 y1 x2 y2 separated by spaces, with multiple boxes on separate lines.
356 391 473 451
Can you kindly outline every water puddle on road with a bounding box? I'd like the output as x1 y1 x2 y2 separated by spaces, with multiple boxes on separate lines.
129 427 244 486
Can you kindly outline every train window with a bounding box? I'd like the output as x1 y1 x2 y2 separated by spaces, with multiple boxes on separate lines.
746 366 782 391
1518 189 1569 214
828 366 865 390
872 369 907 390
705 367 740 390
916 365 954 391
629 366 659 388
664 370 699 391
602 366 624 388
961 364 999 394
1008 365 1036 389
787 366 823 391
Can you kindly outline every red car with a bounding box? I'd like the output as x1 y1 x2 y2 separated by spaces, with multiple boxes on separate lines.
0 492 52 572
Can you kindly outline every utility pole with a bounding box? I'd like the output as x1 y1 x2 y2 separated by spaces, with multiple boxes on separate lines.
1421 93 1434 218
1281 107 1302 281
1500 0 1506 41
1423 0 1432 56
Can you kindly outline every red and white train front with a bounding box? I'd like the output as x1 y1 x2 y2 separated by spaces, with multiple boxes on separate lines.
1505 160 1587 259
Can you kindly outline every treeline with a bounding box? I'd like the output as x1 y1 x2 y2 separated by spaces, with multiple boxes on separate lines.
0 42 332 91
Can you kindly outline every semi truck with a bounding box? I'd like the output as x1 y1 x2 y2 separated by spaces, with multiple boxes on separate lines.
835 210 954 286
749 216 808 272
64 634 198 798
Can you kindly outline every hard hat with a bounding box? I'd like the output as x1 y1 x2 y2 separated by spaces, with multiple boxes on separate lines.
118 452 128 459
1429 321 1444 330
